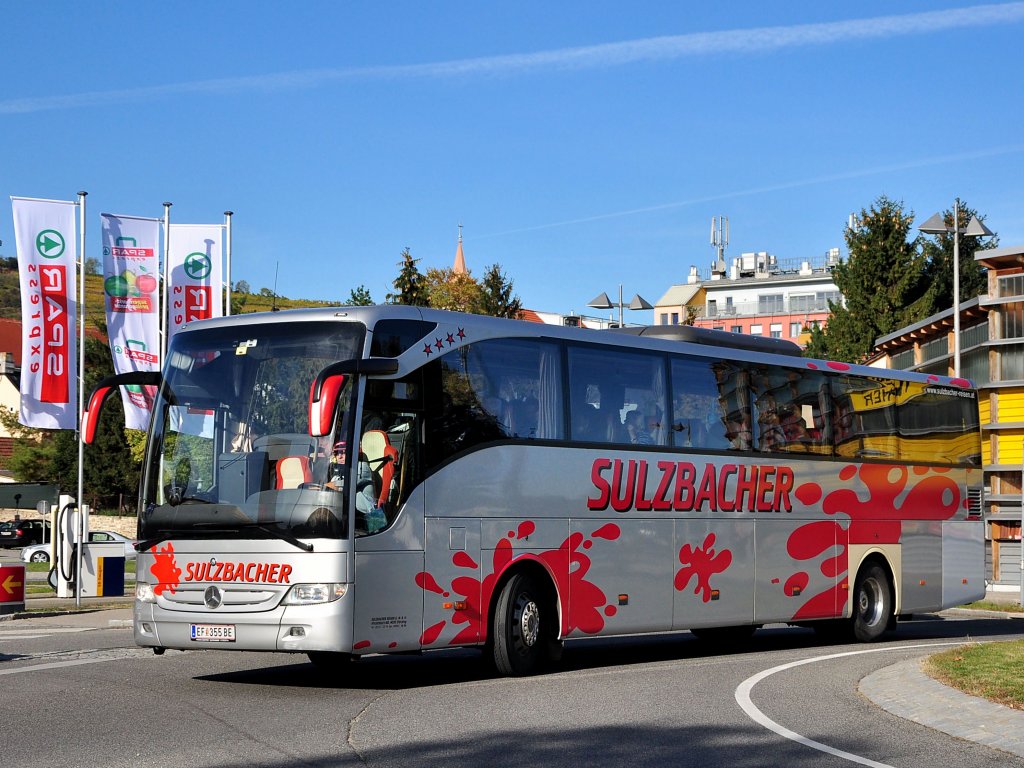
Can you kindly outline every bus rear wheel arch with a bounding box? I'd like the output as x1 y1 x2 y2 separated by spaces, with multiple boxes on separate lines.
490 566 561 676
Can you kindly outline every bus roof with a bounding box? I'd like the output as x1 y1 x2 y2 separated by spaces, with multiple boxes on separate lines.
180 305 975 391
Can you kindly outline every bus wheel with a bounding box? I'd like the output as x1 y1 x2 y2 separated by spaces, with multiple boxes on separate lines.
852 564 892 642
307 651 355 672
493 573 549 676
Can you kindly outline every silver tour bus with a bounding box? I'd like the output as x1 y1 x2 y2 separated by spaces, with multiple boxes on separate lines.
84 305 984 675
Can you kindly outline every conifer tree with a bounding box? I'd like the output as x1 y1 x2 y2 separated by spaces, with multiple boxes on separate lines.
386 248 429 306
478 263 522 319
813 196 927 363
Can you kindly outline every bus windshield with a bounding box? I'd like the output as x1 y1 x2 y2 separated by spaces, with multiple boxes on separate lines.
139 320 364 544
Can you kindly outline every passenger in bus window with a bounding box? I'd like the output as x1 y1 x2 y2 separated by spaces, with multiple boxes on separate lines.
625 410 652 445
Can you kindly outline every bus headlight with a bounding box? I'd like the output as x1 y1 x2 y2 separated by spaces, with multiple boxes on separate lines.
136 582 156 603
283 583 347 605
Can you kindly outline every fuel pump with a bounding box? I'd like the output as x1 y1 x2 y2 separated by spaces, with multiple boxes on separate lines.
46 495 124 599
48 494 87 597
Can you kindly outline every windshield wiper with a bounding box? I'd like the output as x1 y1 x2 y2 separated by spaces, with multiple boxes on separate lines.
137 522 314 553
235 522 314 553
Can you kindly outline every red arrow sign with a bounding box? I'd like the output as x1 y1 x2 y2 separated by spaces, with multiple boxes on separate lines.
0 565 25 602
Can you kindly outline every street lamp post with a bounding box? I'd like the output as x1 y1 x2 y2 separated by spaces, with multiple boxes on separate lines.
588 285 653 328
918 200 993 378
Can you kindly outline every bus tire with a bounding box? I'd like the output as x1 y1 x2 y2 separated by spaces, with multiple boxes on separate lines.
492 572 550 676
851 563 892 642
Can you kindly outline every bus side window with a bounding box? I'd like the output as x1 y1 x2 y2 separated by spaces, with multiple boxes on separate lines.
671 356 730 450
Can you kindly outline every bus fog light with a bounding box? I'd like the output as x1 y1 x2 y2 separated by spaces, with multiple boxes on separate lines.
288 626 306 637
136 583 156 603
283 583 347 605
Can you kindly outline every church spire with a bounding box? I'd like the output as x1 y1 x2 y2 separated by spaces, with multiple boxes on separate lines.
453 222 468 274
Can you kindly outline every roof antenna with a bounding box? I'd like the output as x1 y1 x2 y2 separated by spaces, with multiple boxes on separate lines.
271 261 280 312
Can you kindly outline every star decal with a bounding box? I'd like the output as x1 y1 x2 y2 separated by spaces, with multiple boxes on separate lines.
446 332 455 346
457 327 466 340
423 343 433 356
434 337 444 351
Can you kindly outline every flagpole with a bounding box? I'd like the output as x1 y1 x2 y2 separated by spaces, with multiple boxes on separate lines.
224 210 233 316
76 191 87 609
162 202 172 363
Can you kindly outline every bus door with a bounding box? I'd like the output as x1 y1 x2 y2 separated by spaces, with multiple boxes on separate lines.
422 519 482 647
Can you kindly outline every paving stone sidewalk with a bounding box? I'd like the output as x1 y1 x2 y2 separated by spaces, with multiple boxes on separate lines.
860 656 1024 758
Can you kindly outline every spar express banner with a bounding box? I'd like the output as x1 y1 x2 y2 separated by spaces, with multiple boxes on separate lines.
12 198 78 429
167 223 223 341
101 214 161 430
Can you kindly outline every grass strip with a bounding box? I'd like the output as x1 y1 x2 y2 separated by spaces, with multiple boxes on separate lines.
925 641 1024 711
959 600 1023 612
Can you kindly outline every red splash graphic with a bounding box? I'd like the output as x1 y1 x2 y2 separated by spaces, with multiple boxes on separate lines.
787 464 962 619
785 572 809 596
149 543 182 596
927 375 939 382
591 523 621 540
950 378 971 388
826 361 851 371
806 362 819 370
421 620 446 645
353 640 371 650
415 571 449 597
416 521 622 646
452 551 477 569
675 532 733 602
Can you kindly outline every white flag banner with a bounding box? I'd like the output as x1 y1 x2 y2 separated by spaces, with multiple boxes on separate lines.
167 223 223 341
101 214 161 430
11 197 79 429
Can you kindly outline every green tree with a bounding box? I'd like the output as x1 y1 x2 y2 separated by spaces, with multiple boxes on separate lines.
345 285 374 306
425 267 482 313
478 263 522 318
919 200 998 316
811 196 927 363
386 248 429 306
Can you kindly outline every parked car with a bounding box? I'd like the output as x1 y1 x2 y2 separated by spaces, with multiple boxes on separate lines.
20 530 136 563
0 519 51 548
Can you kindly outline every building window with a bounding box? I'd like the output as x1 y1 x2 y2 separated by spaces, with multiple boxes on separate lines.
713 326 724 331
920 337 949 363
750 324 763 336
731 325 743 334
707 300 718 317
769 324 782 339
998 274 1024 299
1000 346 1024 380
790 322 802 338
790 294 814 312
671 312 679 325
891 348 915 371
961 321 988 350
758 294 784 313
1001 304 1024 339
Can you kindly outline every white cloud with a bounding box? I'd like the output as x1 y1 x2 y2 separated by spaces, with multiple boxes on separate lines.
2 3 1022 114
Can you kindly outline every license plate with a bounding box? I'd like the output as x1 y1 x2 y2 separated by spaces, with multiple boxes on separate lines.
190 623 236 642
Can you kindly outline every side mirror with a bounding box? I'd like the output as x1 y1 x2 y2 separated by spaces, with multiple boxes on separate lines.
308 358 399 437
309 371 346 438
83 372 162 444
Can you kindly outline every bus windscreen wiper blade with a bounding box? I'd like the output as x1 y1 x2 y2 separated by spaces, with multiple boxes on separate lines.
233 522 314 552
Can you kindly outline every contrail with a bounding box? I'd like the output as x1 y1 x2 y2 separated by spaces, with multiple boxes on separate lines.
471 143 1024 240
2 3 1022 114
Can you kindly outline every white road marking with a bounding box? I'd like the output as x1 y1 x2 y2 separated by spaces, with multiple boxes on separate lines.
0 647 173 675
0 627 93 641
735 641 962 767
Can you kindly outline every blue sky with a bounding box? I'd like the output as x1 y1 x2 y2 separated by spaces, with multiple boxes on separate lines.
2 1 1023 321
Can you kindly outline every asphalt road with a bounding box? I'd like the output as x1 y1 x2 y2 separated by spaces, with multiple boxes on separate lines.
1 611 1022 768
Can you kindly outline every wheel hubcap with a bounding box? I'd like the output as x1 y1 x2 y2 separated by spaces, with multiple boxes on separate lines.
519 600 540 647
858 578 882 626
